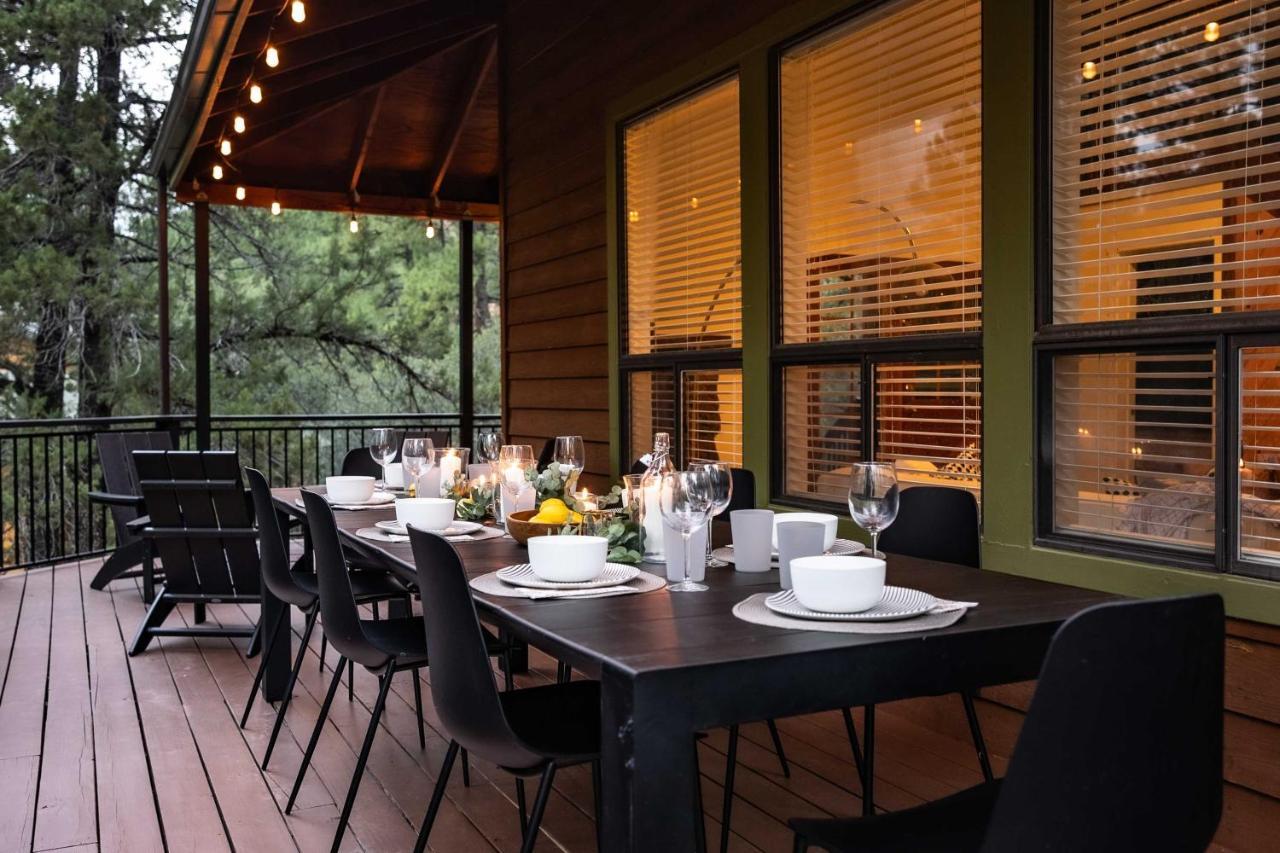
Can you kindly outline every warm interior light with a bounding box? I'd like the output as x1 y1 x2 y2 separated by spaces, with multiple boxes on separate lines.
233 115 245 134
1205 21 1220 42
235 185 246 201
211 164 223 180
249 84 263 104
425 221 436 238
265 45 279 67
628 209 639 223
689 196 699 209
349 215 359 234
1082 60 1098 80
291 1 305 23
843 141 853 155
271 200 281 215
220 138 231 156
913 118 923 133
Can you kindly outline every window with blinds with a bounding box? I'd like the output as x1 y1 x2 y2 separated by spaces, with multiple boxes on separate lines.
778 0 981 344
1051 351 1216 551
682 369 743 467
1239 346 1280 564
874 361 982 495
1051 0 1280 324
623 77 742 354
627 371 675 467
782 365 863 502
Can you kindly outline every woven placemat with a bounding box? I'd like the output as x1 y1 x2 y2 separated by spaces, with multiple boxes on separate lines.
733 592 972 634
471 568 666 600
355 525 505 544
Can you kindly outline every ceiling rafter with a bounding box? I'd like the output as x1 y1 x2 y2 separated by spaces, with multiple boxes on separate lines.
347 85 387 199
428 33 498 200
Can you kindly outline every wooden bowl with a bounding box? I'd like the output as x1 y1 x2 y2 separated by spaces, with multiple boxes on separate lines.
505 509 563 546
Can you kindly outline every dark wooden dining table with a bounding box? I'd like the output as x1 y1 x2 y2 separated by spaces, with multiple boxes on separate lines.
270 486 1119 851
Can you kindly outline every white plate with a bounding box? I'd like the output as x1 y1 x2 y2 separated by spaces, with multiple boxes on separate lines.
496 562 641 590
764 586 937 622
712 538 864 566
295 490 397 510
375 519 482 537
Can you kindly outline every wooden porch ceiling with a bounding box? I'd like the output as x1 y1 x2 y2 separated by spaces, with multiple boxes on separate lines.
152 0 501 221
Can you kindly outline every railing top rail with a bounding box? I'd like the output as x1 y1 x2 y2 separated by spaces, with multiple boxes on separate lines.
0 414 191 430
209 412 499 424
0 412 500 431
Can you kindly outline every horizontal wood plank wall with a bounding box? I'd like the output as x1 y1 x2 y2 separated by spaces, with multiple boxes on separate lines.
500 0 779 489
882 619 1280 852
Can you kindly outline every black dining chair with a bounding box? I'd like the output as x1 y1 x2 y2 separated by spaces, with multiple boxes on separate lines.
790 594 1224 853
407 526 603 853
239 468 410 770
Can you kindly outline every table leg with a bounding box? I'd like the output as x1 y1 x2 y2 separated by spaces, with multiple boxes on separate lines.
263 506 295 701
600 669 698 851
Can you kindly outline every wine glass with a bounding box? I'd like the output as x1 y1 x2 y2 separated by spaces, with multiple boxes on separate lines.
659 469 713 592
497 445 536 527
368 427 399 490
401 437 434 497
553 435 585 493
701 463 733 568
498 444 535 465
476 432 502 465
848 461 900 559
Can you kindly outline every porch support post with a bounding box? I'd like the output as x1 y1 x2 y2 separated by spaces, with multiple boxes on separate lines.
459 219 474 447
194 199 211 450
158 173 171 415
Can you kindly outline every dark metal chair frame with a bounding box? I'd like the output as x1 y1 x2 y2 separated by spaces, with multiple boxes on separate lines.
88 430 174 598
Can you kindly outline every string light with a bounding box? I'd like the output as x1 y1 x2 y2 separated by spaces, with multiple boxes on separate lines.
265 45 279 67
271 200 281 215
913 118 923 133
1205 21 1220 42
689 196 699 209
1082 60 1098 81
349 214 359 234
291 1 305 23
233 115 246 134
211 164 223 180
249 83 262 104
220 138 232 156
425 220 436 238
235 185 246 201
627 209 639 223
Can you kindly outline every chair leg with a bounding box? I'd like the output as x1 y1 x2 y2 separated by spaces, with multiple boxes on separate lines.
502 647 515 691
347 658 355 702
692 741 707 853
720 726 739 853
840 706 865 780
193 600 207 624
319 634 327 673
461 748 472 787
142 550 156 604
515 778 527 835
556 660 570 684
412 670 426 749
591 759 604 852
331 669 394 853
239 603 287 728
766 719 791 778
861 705 875 817
520 763 557 853
129 587 175 656
286 655 345 813
960 691 995 782
262 605 319 770
413 740 459 853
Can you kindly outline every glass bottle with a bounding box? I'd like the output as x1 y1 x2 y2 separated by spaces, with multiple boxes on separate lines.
639 432 675 562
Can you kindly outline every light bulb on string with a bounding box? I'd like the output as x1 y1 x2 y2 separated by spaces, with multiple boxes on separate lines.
425 220 436 239
265 45 279 67
1205 22 1220 42
220 138 232 156
212 164 223 181
233 115 246 134
235 185 246 201
271 200 281 216
291 1 305 23
349 214 359 234
249 83 262 104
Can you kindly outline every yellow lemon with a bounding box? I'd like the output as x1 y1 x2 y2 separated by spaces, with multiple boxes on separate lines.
541 498 567 510
536 502 570 524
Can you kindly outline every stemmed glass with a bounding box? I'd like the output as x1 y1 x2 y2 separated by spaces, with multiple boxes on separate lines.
401 437 434 497
368 428 399 491
659 469 713 592
476 432 502 466
553 435 585 493
701 463 733 568
848 461 900 559
497 444 536 526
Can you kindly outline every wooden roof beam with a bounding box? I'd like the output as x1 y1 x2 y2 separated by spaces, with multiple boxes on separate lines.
230 0 447 58
428 34 497 200
347 85 386 198
177 182 499 221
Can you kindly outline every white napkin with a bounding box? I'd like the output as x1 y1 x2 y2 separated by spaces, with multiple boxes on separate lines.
505 585 646 601
931 599 978 613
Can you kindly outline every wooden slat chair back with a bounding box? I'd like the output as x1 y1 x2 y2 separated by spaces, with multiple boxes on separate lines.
128 450 261 655
88 430 173 593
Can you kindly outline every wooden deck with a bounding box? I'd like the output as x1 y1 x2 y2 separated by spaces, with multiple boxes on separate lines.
1 556 1268 852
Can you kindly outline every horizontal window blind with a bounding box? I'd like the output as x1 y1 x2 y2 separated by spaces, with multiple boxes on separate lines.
681 368 743 467
1052 0 1280 324
1052 351 1216 550
627 371 675 467
782 365 863 502
623 77 742 354
1239 346 1280 564
779 0 981 343
873 361 982 495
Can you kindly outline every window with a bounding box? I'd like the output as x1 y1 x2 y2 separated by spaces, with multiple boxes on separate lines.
775 0 982 506
1042 0 1280 578
621 76 743 467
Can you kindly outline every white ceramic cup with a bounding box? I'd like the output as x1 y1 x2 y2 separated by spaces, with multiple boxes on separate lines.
789 555 886 613
396 497 456 531
730 509 775 572
384 462 405 489
773 512 838 552
325 475 375 504
527 535 609 582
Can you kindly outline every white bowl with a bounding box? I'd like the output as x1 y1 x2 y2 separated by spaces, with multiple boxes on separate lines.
325 475 375 504
790 555 886 613
384 462 405 489
396 498 456 532
773 512 839 552
527 535 608 583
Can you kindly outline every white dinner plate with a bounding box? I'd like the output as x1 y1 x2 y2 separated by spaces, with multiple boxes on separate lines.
764 586 937 622
712 538 864 566
295 490 396 510
496 562 641 590
375 519 483 537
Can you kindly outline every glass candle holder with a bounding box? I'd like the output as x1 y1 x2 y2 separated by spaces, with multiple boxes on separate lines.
437 447 471 498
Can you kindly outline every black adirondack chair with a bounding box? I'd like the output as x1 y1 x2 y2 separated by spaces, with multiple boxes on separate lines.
128 450 261 656
87 430 173 598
